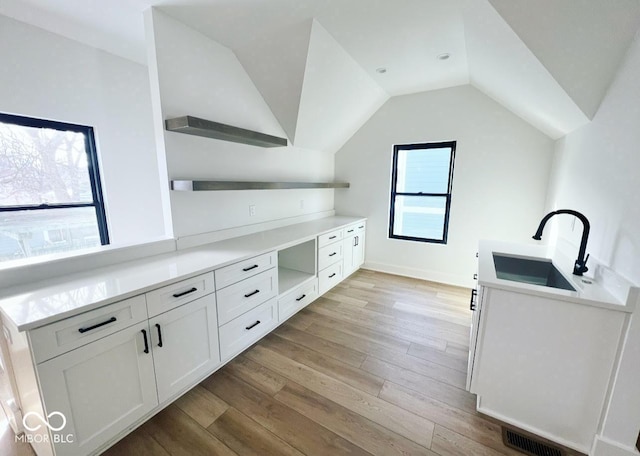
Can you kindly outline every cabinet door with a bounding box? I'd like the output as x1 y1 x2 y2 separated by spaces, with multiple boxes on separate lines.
37 322 158 456
343 236 356 277
149 294 220 404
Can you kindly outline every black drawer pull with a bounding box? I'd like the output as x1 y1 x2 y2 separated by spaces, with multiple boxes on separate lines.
78 317 117 334
245 320 261 330
141 329 149 354
244 289 260 298
296 294 306 302
347 229 354 233
329 235 337 239
242 264 259 272
155 323 163 348
358 225 364 229
470 289 478 311
473 273 478 280
329 252 337 257
173 287 197 298
329 273 336 278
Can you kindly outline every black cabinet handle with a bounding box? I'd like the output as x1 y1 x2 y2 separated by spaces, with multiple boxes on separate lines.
141 329 149 354
347 229 354 233
245 320 261 330
173 287 197 298
473 273 478 280
475 252 479 258
296 294 306 302
355 236 359 246
329 235 337 239
358 225 364 229
329 273 336 278
329 252 337 257
353 237 357 247
242 264 259 272
78 316 117 334
470 289 478 311
155 323 163 348
244 289 260 298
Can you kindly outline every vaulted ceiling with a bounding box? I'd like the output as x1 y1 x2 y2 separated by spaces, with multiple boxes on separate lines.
2 0 639 144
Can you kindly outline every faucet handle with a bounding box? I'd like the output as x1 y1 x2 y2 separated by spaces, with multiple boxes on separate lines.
584 253 590 267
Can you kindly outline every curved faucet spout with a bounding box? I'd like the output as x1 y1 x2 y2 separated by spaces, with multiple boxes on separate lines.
532 209 590 276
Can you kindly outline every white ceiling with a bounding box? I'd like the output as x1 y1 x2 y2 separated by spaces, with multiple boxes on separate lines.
1 0 639 140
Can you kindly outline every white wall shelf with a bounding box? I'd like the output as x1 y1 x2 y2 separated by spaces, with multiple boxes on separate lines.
165 115 288 147
171 180 350 191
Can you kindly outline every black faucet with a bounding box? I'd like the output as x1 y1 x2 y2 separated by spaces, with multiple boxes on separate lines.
532 209 590 276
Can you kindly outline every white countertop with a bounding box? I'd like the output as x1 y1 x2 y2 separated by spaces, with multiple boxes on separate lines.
478 240 635 313
0 216 365 331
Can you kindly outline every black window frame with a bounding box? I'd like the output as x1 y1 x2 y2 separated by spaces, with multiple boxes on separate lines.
0 112 109 246
388 141 456 244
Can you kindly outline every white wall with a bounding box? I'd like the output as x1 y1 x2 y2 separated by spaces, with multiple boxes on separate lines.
546 31 640 455
145 9 336 242
334 84 554 287
0 14 167 247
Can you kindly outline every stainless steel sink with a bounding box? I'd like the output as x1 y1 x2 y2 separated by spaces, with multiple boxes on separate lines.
492 253 576 291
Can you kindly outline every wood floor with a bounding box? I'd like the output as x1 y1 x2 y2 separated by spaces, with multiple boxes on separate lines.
4 269 530 455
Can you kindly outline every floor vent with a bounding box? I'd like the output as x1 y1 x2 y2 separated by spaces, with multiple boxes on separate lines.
502 428 564 456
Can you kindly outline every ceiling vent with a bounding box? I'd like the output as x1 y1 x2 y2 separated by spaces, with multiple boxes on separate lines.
502 428 564 456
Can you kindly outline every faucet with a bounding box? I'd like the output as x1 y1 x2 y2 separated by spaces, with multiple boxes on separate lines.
532 209 590 276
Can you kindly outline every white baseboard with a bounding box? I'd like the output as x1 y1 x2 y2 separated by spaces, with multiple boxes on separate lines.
591 436 640 456
363 261 469 288
176 210 336 250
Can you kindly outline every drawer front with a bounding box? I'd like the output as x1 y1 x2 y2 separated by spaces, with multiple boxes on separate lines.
29 295 148 364
356 221 366 233
219 298 277 361
146 272 214 318
278 279 318 322
215 251 277 289
319 261 343 295
216 268 278 326
318 242 344 271
344 223 359 237
318 229 343 248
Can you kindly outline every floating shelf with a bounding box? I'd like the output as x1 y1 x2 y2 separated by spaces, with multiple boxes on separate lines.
171 181 350 191
165 115 288 148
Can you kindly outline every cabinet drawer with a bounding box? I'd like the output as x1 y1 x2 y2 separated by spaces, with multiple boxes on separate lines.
219 298 277 361
319 262 343 295
344 221 366 236
318 229 343 248
278 278 318 322
216 269 278 325
29 295 148 364
215 251 277 289
146 272 214 318
318 242 343 271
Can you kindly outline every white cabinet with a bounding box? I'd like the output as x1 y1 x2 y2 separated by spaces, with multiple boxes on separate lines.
149 294 220 404
343 222 366 277
278 278 318 322
469 286 626 452
37 321 158 456
219 298 278 361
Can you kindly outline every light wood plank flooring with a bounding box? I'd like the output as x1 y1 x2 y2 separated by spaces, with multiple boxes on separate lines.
4 269 537 455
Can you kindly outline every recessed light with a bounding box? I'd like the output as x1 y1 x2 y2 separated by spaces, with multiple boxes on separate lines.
437 53 451 61
376 67 387 74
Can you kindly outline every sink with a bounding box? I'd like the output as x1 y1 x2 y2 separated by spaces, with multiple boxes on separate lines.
492 253 576 291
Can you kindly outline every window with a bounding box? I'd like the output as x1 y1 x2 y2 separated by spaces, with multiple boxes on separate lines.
0 113 108 262
389 141 456 244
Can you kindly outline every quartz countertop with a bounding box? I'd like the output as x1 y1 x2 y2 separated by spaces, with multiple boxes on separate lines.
478 240 635 313
0 216 365 331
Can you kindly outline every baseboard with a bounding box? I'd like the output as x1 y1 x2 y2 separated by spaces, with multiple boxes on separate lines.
176 210 336 250
363 261 469 288
591 436 640 456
